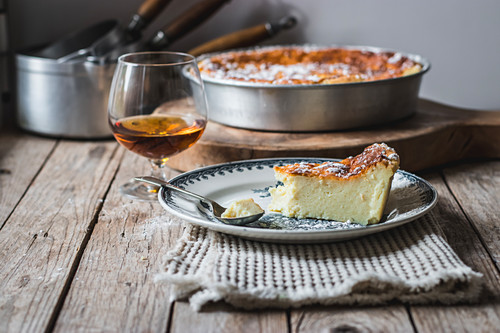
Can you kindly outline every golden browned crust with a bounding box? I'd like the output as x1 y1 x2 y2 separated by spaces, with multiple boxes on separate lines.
198 46 421 85
274 143 399 180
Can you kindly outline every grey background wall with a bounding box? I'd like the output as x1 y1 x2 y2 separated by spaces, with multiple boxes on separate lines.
7 0 500 110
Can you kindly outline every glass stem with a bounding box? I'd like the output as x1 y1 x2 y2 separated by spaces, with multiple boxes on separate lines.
149 158 169 181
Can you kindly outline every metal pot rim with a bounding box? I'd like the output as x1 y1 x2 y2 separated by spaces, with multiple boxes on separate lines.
15 44 116 75
15 53 115 76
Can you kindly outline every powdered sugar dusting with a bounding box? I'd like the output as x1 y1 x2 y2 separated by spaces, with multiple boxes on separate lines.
384 172 424 219
198 45 422 85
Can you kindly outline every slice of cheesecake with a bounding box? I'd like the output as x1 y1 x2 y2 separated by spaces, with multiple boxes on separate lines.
268 143 400 225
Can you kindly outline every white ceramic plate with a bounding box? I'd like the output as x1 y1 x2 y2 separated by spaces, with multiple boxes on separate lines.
159 158 438 243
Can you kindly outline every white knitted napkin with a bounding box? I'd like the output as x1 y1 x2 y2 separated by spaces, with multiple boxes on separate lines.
156 215 483 311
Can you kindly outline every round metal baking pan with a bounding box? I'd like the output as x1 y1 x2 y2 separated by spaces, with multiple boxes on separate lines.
198 45 430 132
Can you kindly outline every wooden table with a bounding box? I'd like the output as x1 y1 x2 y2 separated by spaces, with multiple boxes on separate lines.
1 124 499 332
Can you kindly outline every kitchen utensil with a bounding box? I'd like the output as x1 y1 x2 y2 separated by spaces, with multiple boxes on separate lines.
37 0 172 63
15 0 224 138
198 45 430 132
136 176 264 225
35 20 123 61
98 0 231 64
126 0 173 39
147 0 231 51
189 15 297 56
16 48 115 138
15 0 172 137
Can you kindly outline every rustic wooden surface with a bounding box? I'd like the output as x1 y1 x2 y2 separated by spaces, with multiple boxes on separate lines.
1 123 499 332
168 99 500 172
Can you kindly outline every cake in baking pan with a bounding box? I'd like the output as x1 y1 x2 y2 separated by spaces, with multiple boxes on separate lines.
198 46 422 85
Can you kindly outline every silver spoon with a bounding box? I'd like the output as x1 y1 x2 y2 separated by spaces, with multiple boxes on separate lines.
134 176 264 226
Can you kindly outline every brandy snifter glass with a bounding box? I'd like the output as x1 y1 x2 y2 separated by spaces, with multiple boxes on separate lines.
108 51 208 200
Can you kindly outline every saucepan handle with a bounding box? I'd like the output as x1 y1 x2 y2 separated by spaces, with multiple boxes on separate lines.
128 0 174 36
188 15 297 57
148 0 231 50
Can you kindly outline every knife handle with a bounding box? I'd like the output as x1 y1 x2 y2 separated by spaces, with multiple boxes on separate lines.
188 16 297 57
128 0 173 36
149 0 231 50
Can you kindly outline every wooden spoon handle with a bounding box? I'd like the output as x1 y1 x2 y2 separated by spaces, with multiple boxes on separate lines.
137 0 172 22
127 0 173 36
189 25 268 57
149 0 231 50
189 16 297 56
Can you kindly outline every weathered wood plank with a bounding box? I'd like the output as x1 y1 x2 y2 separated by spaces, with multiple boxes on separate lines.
0 140 120 333
56 148 288 332
171 301 288 333
3 126 499 332
0 131 56 227
53 149 183 332
442 160 500 269
290 305 414 333
411 305 500 333
409 169 500 333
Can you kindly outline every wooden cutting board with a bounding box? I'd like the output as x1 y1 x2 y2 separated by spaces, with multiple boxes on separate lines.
168 99 500 172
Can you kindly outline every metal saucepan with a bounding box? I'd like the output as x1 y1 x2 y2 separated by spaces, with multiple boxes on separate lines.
188 16 297 57
16 47 115 138
15 9 293 138
197 45 430 132
97 0 231 64
36 0 172 63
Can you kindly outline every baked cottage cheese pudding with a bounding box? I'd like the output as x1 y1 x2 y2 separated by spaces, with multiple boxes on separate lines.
268 143 400 225
198 45 422 85
221 198 264 218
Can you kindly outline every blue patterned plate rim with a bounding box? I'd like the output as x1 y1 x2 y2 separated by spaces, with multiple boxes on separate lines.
158 157 438 240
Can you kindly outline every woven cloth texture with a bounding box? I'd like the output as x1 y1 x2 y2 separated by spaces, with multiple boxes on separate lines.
156 214 483 311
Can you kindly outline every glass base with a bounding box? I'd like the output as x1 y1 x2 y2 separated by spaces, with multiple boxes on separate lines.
120 178 159 201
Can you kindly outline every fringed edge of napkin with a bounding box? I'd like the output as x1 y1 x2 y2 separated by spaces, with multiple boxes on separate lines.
156 219 483 312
